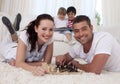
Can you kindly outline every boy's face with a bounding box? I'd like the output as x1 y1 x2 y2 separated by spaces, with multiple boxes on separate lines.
67 12 75 20
58 14 66 20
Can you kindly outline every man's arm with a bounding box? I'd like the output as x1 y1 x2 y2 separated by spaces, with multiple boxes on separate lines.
72 54 109 74
64 53 74 63
56 53 73 65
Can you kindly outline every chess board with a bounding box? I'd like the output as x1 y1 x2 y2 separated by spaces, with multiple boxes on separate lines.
41 62 83 75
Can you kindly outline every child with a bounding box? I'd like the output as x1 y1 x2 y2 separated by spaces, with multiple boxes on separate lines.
0 14 54 76
66 6 77 44
54 7 75 45
54 7 67 29
67 6 76 28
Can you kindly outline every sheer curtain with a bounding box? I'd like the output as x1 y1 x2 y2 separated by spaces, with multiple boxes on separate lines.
0 0 97 28
0 0 97 17
78 0 98 31
32 0 74 16
0 0 33 16
0 0 73 16
79 0 96 19
102 0 120 27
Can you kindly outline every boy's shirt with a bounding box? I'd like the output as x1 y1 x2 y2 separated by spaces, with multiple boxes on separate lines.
67 19 74 28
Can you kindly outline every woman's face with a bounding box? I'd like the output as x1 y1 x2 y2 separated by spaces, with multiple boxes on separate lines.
35 19 54 44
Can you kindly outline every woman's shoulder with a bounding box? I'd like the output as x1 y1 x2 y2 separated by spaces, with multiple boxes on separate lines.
19 30 28 45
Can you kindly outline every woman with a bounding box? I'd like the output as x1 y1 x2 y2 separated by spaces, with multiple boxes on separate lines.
1 14 54 76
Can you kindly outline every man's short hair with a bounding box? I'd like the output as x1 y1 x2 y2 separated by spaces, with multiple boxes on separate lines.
73 15 91 26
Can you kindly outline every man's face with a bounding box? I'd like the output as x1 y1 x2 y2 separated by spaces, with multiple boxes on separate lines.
73 21 93 45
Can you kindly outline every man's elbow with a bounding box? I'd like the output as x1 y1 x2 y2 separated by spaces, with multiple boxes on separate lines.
90 68 102 74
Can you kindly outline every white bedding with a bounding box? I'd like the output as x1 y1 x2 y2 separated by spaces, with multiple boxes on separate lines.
0 55 120 84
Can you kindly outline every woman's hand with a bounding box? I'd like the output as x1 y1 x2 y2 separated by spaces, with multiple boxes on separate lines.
32 66 47 76
8 58 16 66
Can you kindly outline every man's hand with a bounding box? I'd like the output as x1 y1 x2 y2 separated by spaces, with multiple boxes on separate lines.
55 55 67 66
71 60 79 68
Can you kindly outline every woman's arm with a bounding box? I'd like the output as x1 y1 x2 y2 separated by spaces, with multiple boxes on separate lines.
16 38 31 70
43 43 53 64
16 38 46 76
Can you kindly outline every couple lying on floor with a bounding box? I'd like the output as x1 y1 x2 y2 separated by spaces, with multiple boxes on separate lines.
0 13 120 76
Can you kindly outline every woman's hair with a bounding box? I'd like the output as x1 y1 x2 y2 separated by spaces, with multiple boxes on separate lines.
67 6 76 15
57 7 66 16
73 15 91 27
26 14 54 52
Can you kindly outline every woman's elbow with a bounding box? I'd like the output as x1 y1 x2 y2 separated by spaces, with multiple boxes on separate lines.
15 61 23 68
15 62 20 67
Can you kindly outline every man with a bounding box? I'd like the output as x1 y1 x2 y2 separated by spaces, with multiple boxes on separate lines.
56 15 120 74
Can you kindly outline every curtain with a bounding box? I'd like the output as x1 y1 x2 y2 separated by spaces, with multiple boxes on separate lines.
0 0 97 28
79 0 96 19
0 0 97 17
31 0 86 17
0 0 33 16
31 0 72 16
0 0 2 11
102 0 120 27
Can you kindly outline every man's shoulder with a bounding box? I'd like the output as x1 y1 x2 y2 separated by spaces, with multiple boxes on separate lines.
93 31 114 42
94 31 112 38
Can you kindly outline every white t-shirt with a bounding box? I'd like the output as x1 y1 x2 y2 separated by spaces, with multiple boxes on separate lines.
69 32 120 72
0 33 18 59
54 16 68 28
20 30 53 62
